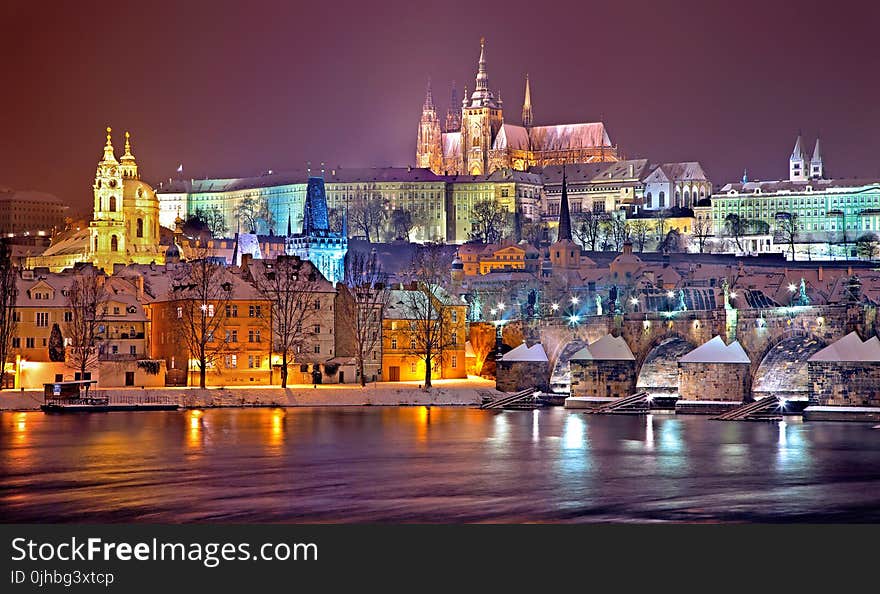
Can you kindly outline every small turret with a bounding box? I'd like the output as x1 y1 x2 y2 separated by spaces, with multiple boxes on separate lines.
789 132 808 182
521 74 533 128
811 137 823 179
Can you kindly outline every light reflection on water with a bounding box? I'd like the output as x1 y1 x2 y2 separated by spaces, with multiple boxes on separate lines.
1 408 879 523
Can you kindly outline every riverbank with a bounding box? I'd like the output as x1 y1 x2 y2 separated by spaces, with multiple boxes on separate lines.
0 378 498 411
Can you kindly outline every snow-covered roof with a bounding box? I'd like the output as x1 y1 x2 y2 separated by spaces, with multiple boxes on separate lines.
808 332 880 362
679 336 750 364
501 342 548 362
492 124 530 150
528 123 612 151
570 334 634 361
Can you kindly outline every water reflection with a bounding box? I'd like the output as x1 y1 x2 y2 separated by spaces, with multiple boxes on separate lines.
0 408 878 523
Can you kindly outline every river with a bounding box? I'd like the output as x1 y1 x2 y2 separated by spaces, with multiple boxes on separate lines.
2 407 879 522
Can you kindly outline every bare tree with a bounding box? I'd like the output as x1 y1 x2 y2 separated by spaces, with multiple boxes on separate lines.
655 209 671 246
65 268 109 380
724 213 747 252
170 258 235 389
691 214 713 253
339 251 390 386
391 208 415 241
194 206 228 238
0 241 17 388
236 197 262 233
601 217 628 251
469 199 510 244
629 219 651 251
401 246 460 388
349 196 387 242
249 256 325 388
775 212 798 260
573 211 603 251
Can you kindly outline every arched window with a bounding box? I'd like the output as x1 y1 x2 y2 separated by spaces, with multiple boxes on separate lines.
94 236 98 252
111 235 118 252
675 191 681 207
646 191 652 208
659 191 666 208
136 218 144 238
109 196 116 212
683 190 690 206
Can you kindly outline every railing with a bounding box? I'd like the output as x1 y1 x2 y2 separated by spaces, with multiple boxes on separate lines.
45 396 109 406
108 394 180 406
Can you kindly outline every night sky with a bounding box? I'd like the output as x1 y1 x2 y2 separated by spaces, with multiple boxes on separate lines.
3 0 879 213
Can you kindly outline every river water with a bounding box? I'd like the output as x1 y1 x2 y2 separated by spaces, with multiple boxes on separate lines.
2 407 879 523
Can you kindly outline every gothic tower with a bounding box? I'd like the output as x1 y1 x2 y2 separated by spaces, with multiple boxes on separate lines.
460 38 503 175
521 74 533 128
445 81 461 132
416 79 443 172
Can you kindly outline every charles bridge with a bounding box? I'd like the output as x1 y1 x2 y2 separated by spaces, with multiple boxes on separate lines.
494 287 879 406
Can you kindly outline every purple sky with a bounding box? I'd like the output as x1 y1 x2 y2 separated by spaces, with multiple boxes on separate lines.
2 0 879 213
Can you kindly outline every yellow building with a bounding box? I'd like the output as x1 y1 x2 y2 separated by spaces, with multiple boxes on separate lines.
456 242 538 277
10 265 163 389
28 128 165 273
382 284 467 382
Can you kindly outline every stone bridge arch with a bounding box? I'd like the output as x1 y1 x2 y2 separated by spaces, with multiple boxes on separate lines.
749 328 828 401
634 332 699 396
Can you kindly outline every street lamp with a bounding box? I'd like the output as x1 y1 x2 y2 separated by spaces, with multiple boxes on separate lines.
570 296 580 305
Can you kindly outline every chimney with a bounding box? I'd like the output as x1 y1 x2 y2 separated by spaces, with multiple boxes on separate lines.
628 163 634 177
241 253 253 271
136 275 144 299
847 265 852 276
623 240 633 255
818 266 824 282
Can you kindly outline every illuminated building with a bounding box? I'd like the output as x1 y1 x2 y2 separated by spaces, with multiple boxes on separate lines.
417 38 620 176
285 176 347 284
382 284 467 382
0 189 69 237
27 128 165 273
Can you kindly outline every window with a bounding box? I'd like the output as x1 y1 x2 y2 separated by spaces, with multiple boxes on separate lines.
35 312 49 327
659 191 665 208
226 305 238 317
225 354 237 368
248 355 256 369
111 235 118 251
451 310 458 323
314 345 320 354
410 339 416 350
248 329 261 343
12 337 20 348
207 304 215 317
391 338 398 349
314 325 320 334
410 362 416 373
451 332 457 346
452 355 458 368
113 306 120 315
314 299 321 310
176 307 182 319
109 196 117 212
136 218 144 238
111 345 119 354
226 329 238 342
130 345 137 355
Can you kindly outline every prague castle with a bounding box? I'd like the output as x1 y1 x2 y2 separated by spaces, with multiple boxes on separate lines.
28 128 165 272
416 38 620 176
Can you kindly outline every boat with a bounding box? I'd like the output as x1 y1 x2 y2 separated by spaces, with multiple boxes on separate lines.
40 380 179 413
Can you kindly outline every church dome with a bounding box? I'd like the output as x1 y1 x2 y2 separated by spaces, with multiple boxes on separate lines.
451 256 463 270
122 179 156 202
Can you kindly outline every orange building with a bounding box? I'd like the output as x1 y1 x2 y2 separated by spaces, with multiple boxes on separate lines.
381 284 467 382
137 263 275 386
455 242 539 276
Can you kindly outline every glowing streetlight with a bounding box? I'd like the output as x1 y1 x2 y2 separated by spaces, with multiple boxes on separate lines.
570 296 580 305
630 297 639 306
569 314 580 325
667 291 675 299
729 291 737 299
551 303 560 311
200 303 208 312
788 283 797 292
497 302 505 311
490 308 497 316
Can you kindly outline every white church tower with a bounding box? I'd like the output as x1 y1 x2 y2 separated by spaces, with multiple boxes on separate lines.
789 133 808 182
810 137 823 179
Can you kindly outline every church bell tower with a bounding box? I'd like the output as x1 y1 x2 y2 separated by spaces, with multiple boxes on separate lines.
416 79 442 172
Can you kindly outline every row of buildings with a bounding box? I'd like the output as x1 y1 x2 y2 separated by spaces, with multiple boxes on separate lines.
8 258 468 389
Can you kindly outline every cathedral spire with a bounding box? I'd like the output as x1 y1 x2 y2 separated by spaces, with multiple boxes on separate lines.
446 80 461 132
423 78 435 111
522 74 533 127
119 131 138 179
476 37 488 92
101 126 117 163
557 164 572 242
